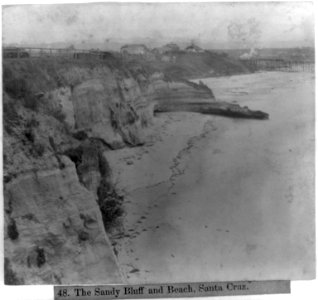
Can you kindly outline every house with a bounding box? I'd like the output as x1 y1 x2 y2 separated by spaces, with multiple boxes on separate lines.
161 55 177 63
153 43 180 55
120 44 149 55
185 43 204 53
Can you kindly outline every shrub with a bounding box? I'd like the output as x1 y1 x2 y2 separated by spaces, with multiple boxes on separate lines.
24 129 35 143
3 70 39 110
4 75 29 99
97 179 124 231
4 174 13 184
99 198 124 231
36 247 46 267
7 218 19 240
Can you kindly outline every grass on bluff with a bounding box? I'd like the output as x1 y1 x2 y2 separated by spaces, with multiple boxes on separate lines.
3 54 124 94
2 54 129 115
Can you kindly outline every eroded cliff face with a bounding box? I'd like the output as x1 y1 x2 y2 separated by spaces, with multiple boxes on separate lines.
3 96 123 284
147 72 215 103
3 58 214 284
4 159 122 285
40 65 152 149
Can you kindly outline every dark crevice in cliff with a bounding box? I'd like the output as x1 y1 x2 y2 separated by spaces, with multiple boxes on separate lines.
64 147 83 170
96 148 124 232
64 139 124 233
49 136 66 169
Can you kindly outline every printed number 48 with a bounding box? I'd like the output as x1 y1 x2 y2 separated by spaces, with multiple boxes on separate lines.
58 289 69 297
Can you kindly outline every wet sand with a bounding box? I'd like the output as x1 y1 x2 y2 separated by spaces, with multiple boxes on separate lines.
107 71 315 283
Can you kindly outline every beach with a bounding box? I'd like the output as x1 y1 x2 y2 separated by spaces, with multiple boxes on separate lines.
106 71 315 283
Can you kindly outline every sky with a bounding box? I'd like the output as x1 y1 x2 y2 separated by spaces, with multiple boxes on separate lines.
2 2 315 50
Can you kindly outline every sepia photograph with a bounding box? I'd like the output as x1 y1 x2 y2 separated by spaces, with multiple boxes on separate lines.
2 1 315 287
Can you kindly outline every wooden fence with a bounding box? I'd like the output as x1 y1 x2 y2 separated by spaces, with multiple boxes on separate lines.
3 47 114 60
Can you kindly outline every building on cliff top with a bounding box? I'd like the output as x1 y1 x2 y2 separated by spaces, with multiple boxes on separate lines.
153 43 180 55
120 44 149 55
185 43 204 53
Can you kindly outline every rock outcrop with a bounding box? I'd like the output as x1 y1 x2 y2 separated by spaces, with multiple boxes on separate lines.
146 72 215 103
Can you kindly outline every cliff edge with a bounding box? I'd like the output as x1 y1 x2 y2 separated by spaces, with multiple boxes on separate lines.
3 56 214 284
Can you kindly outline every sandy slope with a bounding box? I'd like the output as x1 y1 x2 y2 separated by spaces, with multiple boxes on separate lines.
107 71 315 283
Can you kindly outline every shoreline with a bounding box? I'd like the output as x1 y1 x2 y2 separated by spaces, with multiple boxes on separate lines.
106 112 214 196
106 71 314 283
106 111 219 282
